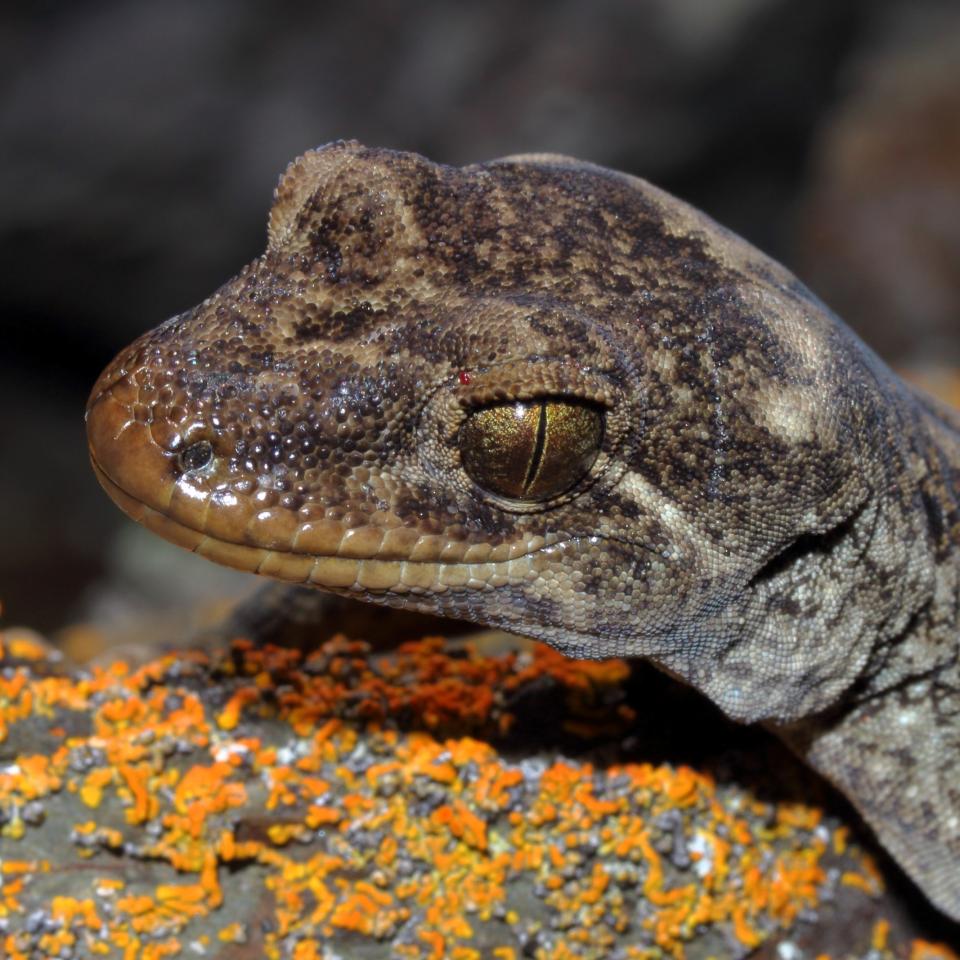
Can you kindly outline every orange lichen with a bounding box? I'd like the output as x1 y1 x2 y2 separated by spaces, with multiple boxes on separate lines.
842 868 884 897
0 629 938 958
910 942 960 960
873 918 891 950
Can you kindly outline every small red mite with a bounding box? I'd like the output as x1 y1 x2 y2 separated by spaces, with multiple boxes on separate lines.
458 371 472 385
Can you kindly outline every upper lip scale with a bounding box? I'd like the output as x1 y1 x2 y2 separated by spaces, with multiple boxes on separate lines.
88 446 576 567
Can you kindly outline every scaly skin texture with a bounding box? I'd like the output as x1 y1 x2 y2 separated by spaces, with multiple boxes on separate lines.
86 141 960 922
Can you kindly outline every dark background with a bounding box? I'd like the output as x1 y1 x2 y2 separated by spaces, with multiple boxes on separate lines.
2 0 959 640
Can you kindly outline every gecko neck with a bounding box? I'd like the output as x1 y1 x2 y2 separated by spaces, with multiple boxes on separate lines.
768 378 960 922
853 372 960 701
904 382 960 630
913 385 960 480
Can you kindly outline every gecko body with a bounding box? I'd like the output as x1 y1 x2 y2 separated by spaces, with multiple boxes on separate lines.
86 142 960 921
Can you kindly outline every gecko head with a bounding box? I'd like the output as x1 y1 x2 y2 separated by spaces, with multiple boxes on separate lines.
85 141 641 639
87 141 870 658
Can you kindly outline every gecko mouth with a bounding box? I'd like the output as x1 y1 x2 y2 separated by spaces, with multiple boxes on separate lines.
86 383 564 597
85 367 567 595
91 458 558 594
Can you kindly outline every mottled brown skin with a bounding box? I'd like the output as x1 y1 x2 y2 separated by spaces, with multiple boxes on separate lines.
87 141 960 921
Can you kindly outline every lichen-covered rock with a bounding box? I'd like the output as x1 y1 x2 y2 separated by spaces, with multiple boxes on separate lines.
0 627 956 959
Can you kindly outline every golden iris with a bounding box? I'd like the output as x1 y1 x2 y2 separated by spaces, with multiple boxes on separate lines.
460 399 603 501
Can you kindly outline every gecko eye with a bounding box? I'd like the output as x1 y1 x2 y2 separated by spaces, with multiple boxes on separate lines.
178 440 214 473
459 399 603 502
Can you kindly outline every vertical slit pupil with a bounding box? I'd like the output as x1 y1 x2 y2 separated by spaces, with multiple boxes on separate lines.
522 401 548 494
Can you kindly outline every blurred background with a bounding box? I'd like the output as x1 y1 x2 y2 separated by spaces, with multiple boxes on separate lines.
1 0 959 646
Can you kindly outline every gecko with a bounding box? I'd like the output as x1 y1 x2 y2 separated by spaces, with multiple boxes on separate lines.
86 141 960 922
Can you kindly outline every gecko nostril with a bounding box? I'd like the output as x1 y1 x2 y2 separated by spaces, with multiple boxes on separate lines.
178 440 214 473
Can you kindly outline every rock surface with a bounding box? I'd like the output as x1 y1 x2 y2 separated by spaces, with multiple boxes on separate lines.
0 625 956 959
